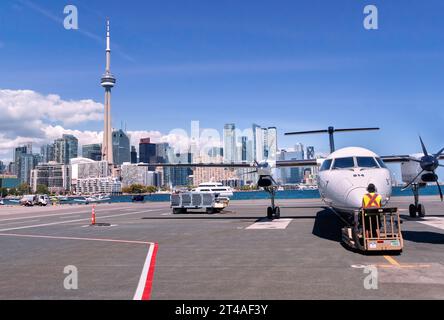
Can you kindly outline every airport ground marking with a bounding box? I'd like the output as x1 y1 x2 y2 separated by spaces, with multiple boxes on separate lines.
246 218 293 230
133 243 159 300
0 232 159 300
0 205 138 222
0 219 41 227
0 232 154 245
383 255 401 267
0 209 163 232
416 217 444 231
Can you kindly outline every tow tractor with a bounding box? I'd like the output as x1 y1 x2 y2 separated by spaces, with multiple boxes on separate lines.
341 207 403 253
171 192 230 214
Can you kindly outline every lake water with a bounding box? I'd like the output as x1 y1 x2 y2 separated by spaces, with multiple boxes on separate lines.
2 185 441 205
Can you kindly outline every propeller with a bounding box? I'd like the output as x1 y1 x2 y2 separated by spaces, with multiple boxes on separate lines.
402 136 444 201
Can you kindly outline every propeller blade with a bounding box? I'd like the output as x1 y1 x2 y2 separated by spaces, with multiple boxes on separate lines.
419 136 429 156
239 170 258 175
402 169 425 191
436 180 444 201
434 147 444 158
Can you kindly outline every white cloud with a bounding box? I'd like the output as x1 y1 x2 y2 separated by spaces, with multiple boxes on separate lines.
0 89 207 163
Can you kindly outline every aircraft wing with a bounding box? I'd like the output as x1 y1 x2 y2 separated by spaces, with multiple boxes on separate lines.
379 155 412 163
380 154 444 163
276 159 319 167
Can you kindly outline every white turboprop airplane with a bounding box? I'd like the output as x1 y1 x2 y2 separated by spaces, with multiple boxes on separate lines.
143 127 444 219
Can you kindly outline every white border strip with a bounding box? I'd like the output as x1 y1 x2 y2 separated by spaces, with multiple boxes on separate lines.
133 243 155 300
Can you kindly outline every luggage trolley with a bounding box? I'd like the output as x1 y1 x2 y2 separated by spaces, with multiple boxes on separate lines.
171 192 230 214
342 207 403 253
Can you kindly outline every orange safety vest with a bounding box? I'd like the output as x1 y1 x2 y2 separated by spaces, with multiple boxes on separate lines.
362 192 382 208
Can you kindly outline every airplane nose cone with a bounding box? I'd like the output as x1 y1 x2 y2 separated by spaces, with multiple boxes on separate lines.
345 187 368 209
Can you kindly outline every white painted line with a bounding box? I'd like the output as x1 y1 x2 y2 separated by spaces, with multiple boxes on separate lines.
0 205 139 221
0 232 153 245
0 219 40 227
59 215 81 219
0 209 162 232
246 218 293 230
417 217 444 231
133 243 158 300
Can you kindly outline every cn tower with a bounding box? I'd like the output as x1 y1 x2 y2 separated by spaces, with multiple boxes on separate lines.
101 19 116 164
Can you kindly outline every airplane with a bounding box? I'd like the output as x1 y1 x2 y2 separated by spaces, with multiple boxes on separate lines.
139 126 444 219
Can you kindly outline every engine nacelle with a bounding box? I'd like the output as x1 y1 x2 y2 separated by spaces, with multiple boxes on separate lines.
258 175 273 187
401 153 436 184
421 172 438 182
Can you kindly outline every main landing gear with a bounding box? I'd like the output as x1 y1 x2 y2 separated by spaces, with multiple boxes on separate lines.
409 184 426 218
265 187 280 219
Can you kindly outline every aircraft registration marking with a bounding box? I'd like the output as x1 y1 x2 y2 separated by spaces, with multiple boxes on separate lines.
246 219 293 230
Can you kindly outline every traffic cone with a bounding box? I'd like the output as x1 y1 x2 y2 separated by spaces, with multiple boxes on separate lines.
91 205 96 225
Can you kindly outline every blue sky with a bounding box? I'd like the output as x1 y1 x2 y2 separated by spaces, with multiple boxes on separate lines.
1 0 444 162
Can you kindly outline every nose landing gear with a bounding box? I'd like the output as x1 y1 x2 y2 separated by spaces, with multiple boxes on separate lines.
409 184 426 218
265 187 280 219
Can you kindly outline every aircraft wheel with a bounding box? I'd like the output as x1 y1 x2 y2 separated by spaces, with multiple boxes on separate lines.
417 204 426 218
274 207 281 219
409 204 417 218
267 207 273 219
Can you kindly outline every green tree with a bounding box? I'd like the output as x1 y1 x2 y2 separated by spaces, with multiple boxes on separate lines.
36 184 49 195
17 183 31 195
144 185 158 194
0 187 7 197
8 188 17 196
122 184 146 194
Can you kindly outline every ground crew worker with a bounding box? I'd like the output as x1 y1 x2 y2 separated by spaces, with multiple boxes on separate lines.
362 184 382 238
362 184 382 209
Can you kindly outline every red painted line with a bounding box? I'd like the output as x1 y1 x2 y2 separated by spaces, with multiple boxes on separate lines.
141 243 159 300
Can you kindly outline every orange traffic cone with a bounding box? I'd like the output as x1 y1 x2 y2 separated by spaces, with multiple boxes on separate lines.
91 205 96 225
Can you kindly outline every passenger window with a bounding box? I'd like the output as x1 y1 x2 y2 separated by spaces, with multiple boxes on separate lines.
332 157 355 169
356 157 379 168
320 159 332 171
376 157 388 169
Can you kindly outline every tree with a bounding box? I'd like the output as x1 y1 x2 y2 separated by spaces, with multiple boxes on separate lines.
0 187 7 198
36 184 49 195
17 183 31 195
144 186 158 194
8 188 17 196
122 184 145 194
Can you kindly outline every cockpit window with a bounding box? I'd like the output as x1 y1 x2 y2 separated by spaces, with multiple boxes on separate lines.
356 157 379 168
320 159 332 171
332 157 355 169
375 157 388 169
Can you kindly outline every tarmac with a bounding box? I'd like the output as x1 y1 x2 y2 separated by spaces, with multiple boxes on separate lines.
0 196 443 300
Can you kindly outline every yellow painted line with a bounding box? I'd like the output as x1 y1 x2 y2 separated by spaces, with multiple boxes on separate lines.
383 255 401 266
377 264 431 269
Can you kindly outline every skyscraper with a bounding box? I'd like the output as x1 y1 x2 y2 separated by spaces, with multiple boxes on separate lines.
112 129 130 165
139 138 157 164
130 146 137 164
40 144 55 163
54 135 78 164
82 144 102 161
223 123 236 163
101 19 116 165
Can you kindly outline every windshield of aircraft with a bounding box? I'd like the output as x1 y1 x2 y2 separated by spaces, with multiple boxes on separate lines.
332 157 355 169
376 157 388 169
356 156 379 168
320 159 332 171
